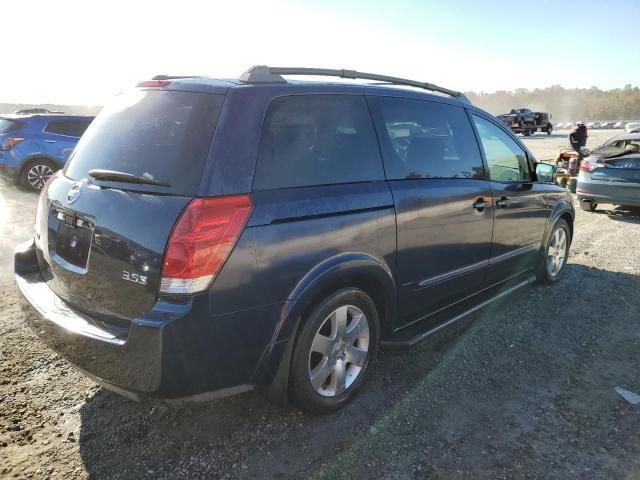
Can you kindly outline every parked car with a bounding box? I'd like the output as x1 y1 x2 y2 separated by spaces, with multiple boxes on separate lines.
614 121 625 129
15 66 574 414
586 121 600 129
625 122 640 134
0 114 93 190
600 132 640 150
577 133 640 211
599 121 614 129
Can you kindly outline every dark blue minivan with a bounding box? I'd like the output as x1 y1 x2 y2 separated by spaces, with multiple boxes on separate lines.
15 66 574 413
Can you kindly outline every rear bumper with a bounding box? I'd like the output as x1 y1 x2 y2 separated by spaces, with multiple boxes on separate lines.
15 239 287 400
0 163 20 181
0 150 21 180
577 192 640 207
577 186 640 207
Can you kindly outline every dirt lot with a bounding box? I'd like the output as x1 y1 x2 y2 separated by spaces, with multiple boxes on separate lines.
1 130 640 479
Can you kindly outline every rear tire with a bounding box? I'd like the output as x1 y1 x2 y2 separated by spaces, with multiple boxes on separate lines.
579 200 597 212
20 158 57 191
290 288 379 414
537 219 570 284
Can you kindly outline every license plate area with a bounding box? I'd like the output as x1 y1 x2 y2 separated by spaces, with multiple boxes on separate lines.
52 209 94 273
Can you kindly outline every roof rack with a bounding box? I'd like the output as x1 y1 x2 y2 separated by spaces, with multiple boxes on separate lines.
151 74 200 80
239 65 468 102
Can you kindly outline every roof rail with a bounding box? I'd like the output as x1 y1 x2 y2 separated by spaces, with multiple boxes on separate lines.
151 74 200 80
238 65 468 101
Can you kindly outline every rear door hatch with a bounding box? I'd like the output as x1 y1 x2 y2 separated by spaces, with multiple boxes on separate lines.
35 87 226 322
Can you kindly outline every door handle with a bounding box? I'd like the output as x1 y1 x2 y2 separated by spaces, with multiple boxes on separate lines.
496 196 510 208
44 140 56 144
472 198 489 211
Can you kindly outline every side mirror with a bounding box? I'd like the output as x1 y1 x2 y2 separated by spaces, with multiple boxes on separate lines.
536 162 556 184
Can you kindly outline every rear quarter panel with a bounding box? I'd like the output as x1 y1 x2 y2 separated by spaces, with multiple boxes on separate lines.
210 182 397 331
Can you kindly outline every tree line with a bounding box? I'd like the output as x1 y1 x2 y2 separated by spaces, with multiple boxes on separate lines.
466 85 640 122
3 85 640 123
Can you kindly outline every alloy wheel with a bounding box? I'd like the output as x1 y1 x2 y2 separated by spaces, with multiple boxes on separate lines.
27 164 54 189
546 227 567 277
308 305 370 397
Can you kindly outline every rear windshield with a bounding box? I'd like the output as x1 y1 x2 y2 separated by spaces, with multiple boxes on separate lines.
65 90 225 195
0 118 24 134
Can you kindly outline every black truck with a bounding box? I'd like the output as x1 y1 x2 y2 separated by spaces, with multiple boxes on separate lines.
497 108 553 136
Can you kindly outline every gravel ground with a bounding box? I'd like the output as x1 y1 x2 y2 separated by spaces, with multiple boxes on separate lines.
1 129 640 479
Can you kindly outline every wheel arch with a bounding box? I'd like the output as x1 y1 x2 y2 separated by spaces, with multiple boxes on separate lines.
286 252 396 339
263 252 397 405
542 200 575 250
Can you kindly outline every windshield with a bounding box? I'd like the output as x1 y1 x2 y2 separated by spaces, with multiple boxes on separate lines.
65 90 225 195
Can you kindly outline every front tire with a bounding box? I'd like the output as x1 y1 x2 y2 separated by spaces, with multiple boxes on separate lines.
537 219 570 284
20 158 57 191
290 288 380 414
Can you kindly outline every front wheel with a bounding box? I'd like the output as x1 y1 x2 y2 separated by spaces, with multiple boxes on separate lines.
537 219 570 284
290 288 380 414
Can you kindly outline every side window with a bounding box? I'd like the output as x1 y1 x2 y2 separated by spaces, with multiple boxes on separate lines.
472 115 532 182
371 97 484 180
44 121 68 136
44 120 91 137
253 95 384 190
66 120 91 137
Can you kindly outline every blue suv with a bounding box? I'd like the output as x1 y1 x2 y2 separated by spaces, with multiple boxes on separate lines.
15 67 574 413
0 114 93 191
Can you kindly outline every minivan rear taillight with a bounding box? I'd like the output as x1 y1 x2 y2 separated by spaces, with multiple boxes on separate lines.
160 195 254 295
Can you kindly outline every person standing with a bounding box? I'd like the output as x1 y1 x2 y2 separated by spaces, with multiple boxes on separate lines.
569 121 588 154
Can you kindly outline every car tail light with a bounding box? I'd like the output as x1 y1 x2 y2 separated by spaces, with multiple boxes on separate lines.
580 160 607 172
2 137 25 150
136 80 172 88
160 195 254 295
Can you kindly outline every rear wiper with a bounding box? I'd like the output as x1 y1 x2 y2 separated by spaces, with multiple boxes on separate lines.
88 169 170 187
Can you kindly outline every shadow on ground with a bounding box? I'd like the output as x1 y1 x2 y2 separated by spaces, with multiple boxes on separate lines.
591 205 640 223
76 264 640 479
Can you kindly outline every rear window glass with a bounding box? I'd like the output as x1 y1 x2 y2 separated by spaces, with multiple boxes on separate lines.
0 118 24 134
65 90 224 195
44 120 92 137
253 95 384 190
370 97 484 180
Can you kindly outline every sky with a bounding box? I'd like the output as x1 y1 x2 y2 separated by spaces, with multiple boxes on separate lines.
1 0 638 105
